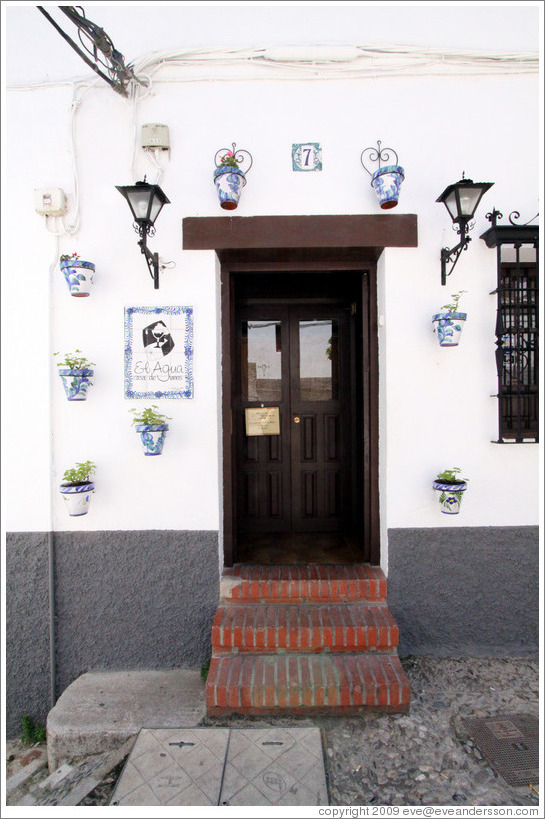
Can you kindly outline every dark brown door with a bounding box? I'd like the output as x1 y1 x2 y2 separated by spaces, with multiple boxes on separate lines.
235 303 353 539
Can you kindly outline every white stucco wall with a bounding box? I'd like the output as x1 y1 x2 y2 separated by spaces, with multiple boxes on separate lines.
2 4 541 539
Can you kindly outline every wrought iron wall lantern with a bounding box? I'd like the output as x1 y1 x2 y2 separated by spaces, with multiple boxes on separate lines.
116 179 170 289
437 174 493 285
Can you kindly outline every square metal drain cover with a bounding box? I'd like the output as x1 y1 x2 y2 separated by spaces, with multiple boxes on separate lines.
109 727 328 806
461 713 539 787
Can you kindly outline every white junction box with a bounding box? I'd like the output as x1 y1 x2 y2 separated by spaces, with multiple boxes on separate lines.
34 188 67 216
141 123 170 150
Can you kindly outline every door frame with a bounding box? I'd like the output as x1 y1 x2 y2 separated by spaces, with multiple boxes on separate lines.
221 256 379 566
182 211 418 567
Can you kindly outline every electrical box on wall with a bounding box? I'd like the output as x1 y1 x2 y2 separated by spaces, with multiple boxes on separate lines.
34 188 67 216
141 123 170 150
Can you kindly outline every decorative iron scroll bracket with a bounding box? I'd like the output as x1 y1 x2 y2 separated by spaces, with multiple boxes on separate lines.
360 140 399 177
480 208 539 249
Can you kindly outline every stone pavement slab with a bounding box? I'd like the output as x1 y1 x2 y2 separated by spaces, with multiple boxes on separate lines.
47 668 206 771
109 727 328 806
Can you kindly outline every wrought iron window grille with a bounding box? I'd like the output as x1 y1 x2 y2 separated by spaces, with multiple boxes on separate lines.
480 209 539 443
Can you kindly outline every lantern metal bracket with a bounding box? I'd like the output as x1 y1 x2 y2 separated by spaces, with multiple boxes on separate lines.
138 230 160 290
440 225 472 286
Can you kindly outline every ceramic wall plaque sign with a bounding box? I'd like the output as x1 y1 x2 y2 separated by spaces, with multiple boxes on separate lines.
124 306 194 399
292 143 322 172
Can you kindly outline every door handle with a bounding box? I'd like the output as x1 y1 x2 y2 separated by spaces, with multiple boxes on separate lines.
293 416 300 424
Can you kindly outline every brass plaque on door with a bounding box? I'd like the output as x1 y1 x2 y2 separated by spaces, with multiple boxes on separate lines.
245 407 280 436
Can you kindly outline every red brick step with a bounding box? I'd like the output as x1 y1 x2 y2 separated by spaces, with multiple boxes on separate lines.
206 653 410 715
221 564 387 604
212 603 399 653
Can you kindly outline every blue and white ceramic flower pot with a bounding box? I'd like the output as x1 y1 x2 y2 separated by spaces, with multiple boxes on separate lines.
60 259 95 297
60 482 95 516
370 164 405 210
58 368 94 400
136 423 168 455
433 480 467 514
213 166 246 210
432 312 467 347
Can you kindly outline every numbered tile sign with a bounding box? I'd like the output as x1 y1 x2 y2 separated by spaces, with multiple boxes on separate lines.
292 143 322 172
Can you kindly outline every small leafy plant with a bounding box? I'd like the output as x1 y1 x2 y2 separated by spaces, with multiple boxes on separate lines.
61 460 96 486
200 658 211 682
60 252 80 262
218 150 239 168
21 715 46 745
440 291 466 314
129 405 171 426
54 350 95 370
435 467 469 485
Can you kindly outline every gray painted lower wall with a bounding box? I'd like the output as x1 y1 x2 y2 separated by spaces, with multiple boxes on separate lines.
6 526 539 737
388 526 539 657
5 530 219 738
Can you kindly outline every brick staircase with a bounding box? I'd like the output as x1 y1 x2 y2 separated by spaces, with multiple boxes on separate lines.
206 564 410 715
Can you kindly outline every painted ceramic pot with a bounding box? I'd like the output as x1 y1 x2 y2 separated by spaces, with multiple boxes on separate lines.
433 480 467 514
58 368 94 400
213 166 247 210
136 424 168 455
60 482 95 516
60 259 95 297
433 312 467 347
370 164 405 210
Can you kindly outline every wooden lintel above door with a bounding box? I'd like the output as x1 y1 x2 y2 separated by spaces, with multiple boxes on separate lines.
182 214 418 252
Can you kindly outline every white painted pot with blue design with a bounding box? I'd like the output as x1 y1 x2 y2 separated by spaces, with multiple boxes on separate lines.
60 259 95 297
432 312 467 347
58 368 94 400
60 482 95 516
136 424 168 455
432 480 467 514
370 164 405 209
213 166 247 210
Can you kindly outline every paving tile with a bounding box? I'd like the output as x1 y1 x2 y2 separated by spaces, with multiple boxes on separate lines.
110 726 328 806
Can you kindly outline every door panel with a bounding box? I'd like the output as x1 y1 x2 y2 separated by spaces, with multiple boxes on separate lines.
235 303 351 539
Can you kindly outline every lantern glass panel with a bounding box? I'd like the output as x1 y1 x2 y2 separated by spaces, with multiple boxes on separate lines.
126 188 153 222
457 185 482 218
444 190 460 222
149 193 165 224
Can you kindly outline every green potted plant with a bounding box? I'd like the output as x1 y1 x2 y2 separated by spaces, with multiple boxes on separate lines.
433 467 469 514
59 460 96 516
129 405 171 455
432 290 467 347
53 350 95 401
59 252 95 297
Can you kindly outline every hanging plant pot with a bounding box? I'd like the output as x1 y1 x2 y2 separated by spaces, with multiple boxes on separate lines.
361 141 405 210
433 479 468 514
370 165 405 210
57 368 94 400
136 424 168 456
213 143 253 211
432 311 467 347
60 258 95 297
213 166 247 210
433 469 469 515
59 482 95 516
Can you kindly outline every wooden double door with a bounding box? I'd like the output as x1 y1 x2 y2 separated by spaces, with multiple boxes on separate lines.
234 301 355 540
